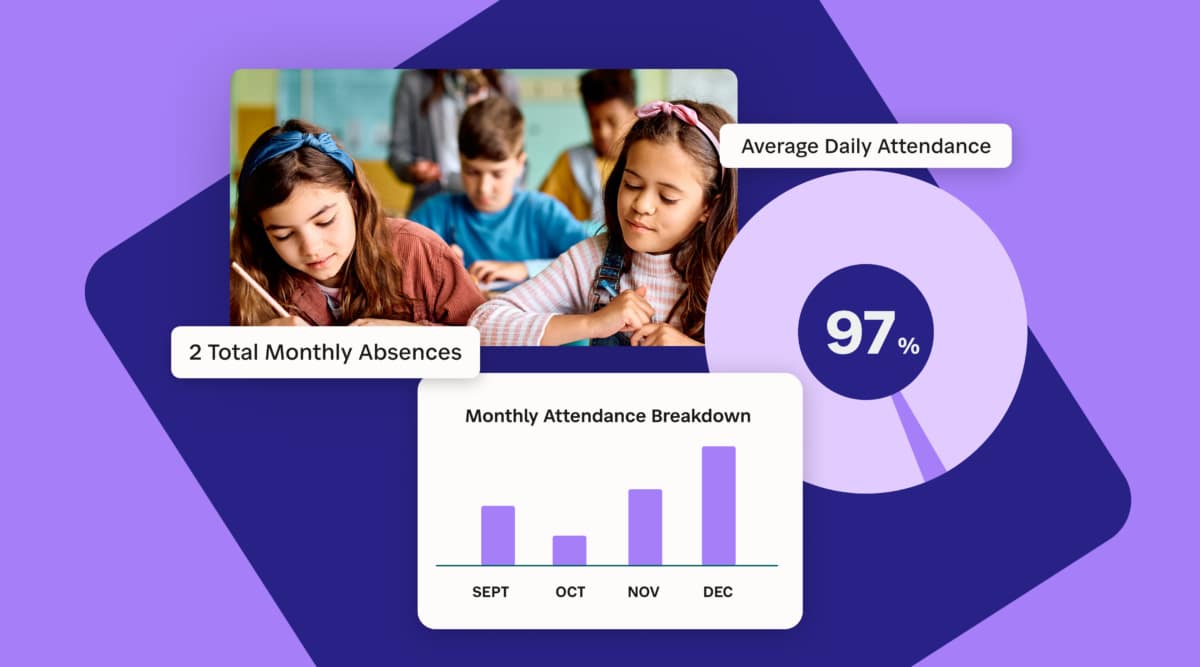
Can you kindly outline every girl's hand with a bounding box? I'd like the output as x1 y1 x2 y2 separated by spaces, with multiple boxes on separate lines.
469 260 528 284
348 318 419 326
450 244 465 262
589 287 654 338
263 315 309 326
630 322 702 347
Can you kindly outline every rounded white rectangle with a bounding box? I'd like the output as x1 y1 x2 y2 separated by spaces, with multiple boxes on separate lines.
171 325 479 379
417 372 803 629
720 123 1012 168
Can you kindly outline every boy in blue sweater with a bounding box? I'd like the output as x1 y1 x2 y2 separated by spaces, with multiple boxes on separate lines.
410 95 591 286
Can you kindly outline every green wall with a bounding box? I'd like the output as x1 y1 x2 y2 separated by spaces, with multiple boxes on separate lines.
231 69 737 188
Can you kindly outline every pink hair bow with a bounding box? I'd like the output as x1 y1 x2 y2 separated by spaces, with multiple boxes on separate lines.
635 101 722 152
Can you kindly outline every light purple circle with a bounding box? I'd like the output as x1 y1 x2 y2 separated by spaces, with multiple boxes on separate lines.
707 171 1027 493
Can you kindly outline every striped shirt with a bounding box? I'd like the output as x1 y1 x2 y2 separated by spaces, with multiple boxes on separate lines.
469 234 685 346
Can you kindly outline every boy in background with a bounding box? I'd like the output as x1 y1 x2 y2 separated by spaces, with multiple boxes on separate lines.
410 96 588 285
540 70 637 223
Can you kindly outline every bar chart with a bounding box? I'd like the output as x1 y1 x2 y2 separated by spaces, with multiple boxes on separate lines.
417 373 803 629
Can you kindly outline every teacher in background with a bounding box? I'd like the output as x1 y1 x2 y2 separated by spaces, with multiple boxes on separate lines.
388 69 520 214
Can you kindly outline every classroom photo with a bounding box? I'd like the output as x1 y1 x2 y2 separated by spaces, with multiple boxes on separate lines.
229 69 738 346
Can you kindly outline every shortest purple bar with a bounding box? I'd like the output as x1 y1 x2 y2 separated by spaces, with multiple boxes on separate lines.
481 506 515 565
552 536 587 565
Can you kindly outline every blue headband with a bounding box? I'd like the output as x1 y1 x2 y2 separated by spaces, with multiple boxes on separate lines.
242 130 356 178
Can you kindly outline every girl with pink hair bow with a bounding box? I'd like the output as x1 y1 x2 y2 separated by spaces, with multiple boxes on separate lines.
470 99 737 347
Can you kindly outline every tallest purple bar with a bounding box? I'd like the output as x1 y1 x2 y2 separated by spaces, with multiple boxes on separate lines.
703 447 736 564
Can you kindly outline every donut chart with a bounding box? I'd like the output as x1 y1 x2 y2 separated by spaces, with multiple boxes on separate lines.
706 171 1027 493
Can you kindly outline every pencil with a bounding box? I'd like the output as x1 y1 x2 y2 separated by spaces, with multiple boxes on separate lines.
231 261 289 319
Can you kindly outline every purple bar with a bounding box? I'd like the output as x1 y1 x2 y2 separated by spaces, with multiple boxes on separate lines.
552 536 587 565
628 490 662 565
481 506 515 565
702 447 736 564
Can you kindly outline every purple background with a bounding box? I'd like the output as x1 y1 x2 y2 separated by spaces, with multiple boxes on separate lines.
4 2 1195 666
819 3 1199 664
4 2 493 664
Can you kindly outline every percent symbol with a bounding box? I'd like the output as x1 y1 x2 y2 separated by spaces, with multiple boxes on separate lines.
898 337 921 355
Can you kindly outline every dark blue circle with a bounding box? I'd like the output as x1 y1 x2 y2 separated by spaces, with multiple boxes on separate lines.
798 264 934 400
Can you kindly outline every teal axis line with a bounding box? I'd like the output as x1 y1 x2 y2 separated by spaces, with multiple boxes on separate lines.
435 564 779 567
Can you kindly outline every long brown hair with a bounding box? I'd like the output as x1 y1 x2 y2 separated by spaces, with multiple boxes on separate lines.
601 100 738 342
231 119 413 324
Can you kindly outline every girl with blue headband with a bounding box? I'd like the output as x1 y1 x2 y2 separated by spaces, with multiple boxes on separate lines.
470 100 737 346
231 119 485 325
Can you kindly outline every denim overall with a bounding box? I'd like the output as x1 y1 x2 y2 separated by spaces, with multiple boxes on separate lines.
589 238 630 346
